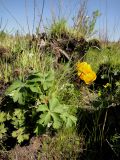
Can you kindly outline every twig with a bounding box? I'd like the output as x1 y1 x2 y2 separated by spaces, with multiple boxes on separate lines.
106 139 119 159
58 48 70 60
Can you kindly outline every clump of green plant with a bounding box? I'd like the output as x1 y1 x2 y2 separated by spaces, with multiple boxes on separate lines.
74 0 100 38
50 18 69 39
0 109 29 144
84 65 120 158
38 129 84 159
11 109 29 143
92 63 120 108
0 31 7 41
1 70 77 144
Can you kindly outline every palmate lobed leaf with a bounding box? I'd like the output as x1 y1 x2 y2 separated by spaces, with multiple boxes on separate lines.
11 109 25 128
66 115 77 128
12 128 29 143
17 134 29 143
69 115 77 123
42 81 53 90
12 89 26 105
27 72 42 82
42 113 51 125
60 113 67 122
41 77 53 90
53 105 64 113
26 71 54 90
5 81 24 95
36 95 77 129
38 112 62 129
53 104 68 113
51 113 62 129
49 97 60 111
26 84 41 93
39 112 51 126
41 71 54 90
36 104 48 112
60 113 77 128
6 85 27 105
66 118 73 128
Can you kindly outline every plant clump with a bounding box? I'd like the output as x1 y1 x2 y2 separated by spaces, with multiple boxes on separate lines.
0 70 77 145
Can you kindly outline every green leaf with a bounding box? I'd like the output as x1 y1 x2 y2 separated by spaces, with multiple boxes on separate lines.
12 89 20 102
7 87 27 105
69 115 77 124
0 112 7 123
42 82 49 90
37 113 47 125
7 113 12 120
60 113 77 127
26 71 54 90
53 105 63 113
52 113 62 129
26 84 41 93
12 89 25 105
66 118 73 128
12 130 17 137
46 70 54 81
17 134 29 143
41 71 54 90
49 97 60 111
12 128 29 143
60 113 67 122
36 104 48 112
65 114 77 128
43 112 51 125
61 113 77 128
27 77 41 83
5 81 24 95
54 104 68 113
39 112 51 125
0 123 7 139
27 72 42 82
12 109 25 128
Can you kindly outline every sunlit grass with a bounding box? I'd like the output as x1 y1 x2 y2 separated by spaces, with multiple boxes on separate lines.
85 46 120 73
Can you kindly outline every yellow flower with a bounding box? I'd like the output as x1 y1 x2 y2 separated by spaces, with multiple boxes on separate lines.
76 62 92 74
76 61 96 84
81 71 96 84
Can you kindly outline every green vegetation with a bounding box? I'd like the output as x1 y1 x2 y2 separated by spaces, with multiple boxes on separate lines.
0 2 120 160
1 71 76 144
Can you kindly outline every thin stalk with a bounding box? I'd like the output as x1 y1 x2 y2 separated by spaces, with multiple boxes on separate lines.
32 0 36 34
25 0 31 34
38 0 45 33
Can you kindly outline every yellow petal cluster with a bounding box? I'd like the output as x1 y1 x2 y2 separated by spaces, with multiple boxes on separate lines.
76 62 96 84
